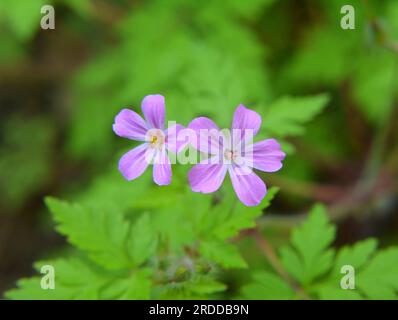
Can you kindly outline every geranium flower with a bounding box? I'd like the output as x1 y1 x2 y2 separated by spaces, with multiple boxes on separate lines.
113 94 184 185
188 104 285 206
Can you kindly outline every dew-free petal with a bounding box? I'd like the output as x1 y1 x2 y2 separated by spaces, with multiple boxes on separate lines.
188 157 228 193
113 109 148 141
188 117 224 155
141 94 165 129
244 138 285 172
231 104 261 144
228 165 267 206
153 147 172 185
118 144 154 181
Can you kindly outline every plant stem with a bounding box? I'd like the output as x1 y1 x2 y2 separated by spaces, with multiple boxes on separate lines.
251 229 310 300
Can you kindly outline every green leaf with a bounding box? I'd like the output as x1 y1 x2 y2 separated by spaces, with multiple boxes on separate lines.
77 168 152 212
241 271 294 300
262 94 330 138
315 240 398 300
119 269 153 300
6 258 115 300
332 238 378 276
315 285 362 300
315 239 377 300
153 274 226 300
239 205 398 300
45 198 156 270
356 248 398 299
149 182 213 248
280 204 336 285
126 214 157 266
6 258 154 300
199 240 247 269
188 277 227 295
212 187 279 240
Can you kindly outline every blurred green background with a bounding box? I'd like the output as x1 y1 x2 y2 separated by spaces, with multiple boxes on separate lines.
0 0 398 299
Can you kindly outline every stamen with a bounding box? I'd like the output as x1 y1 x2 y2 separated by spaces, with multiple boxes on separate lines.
224 149 236 161
150 135 158 144
147 129 165 150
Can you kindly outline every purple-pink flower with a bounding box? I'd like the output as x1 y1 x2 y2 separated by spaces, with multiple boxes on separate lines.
188 104 285 206
113 94 183 185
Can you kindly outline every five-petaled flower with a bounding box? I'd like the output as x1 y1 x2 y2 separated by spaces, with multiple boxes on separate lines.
188 105 285 206
113 94 184 185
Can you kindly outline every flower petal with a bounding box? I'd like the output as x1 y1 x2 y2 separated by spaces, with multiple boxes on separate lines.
113 109 148 141
118 144 154 181
188 117 224 155
153 148 172 186
228 165 266 206
165 124 187 154
188 157 227 193
141 94 165 129
231 104 261 144
243 138 285 172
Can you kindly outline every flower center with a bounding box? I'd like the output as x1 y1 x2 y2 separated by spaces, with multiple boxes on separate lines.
147 129 165 150
150 135 158 144
224 149 237 161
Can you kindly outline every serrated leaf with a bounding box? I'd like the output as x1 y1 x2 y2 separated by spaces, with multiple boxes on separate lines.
356 248 398 299
262 94 330 138
239 206 398 300
6 257 154 300
241 271 294 300
153 275 225 299
188 278 227 295
280 204 336 285
315 239 378 300
199 240 247 269
212 187 279 240
45 197 131 269
127 214 157 266
332 238 378 276
6 258 114 300
119 270 152 300
316 285 362 300
316 246 398 300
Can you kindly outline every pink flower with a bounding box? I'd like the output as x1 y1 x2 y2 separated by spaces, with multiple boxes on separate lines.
188 104 285 206
113 94 184 185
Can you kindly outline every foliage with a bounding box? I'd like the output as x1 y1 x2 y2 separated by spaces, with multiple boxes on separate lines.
5 177 277 299
8 199 398 300
242 205 398 300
